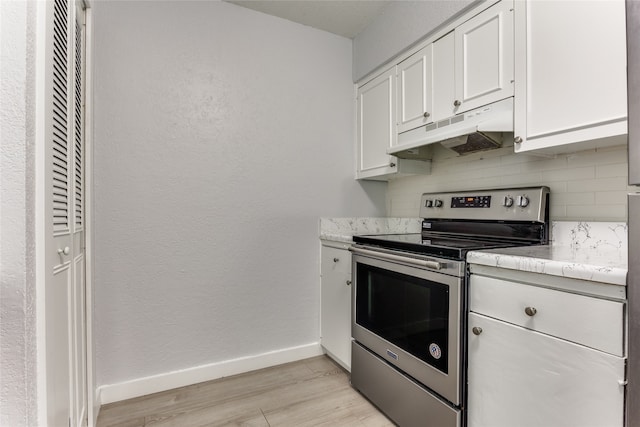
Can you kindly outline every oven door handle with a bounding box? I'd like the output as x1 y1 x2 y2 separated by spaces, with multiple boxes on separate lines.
349 246 442 270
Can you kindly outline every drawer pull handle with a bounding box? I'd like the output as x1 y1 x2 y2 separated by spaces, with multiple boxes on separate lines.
525 307 537 316
346 280 352 286
333 257 339 262
472 327 483 336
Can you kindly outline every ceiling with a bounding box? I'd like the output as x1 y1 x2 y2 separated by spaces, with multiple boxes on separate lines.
225 0 392 39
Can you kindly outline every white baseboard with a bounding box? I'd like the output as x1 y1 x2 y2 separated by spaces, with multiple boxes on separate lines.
97 342 323 406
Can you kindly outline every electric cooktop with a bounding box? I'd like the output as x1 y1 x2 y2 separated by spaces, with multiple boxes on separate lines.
352 233 520 260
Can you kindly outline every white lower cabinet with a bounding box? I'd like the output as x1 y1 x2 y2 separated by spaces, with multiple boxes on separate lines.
467 274 626 427
320 242 352 370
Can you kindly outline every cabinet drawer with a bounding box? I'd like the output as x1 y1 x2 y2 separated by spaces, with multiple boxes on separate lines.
321 245 351 275
469 275 624 356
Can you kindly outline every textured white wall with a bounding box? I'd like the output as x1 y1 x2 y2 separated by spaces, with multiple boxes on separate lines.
387 143 632 221
92 1 385 387
0 1 38 425
352 0 476 81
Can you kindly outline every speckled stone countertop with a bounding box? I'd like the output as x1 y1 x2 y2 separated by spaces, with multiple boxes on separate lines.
467 222 628 286
319 217 421 243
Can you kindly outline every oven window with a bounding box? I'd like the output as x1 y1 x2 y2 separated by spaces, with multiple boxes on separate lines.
355 263 449 374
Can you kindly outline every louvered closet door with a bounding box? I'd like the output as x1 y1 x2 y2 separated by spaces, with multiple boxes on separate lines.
43 0 87 426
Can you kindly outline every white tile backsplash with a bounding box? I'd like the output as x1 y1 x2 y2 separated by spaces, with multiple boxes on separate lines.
596 162 628 178
387 143 632 221
566 176 628 193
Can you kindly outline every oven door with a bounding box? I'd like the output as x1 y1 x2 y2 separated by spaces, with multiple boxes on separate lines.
351 250 463 406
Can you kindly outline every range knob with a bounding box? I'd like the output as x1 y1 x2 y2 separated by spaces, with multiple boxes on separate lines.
517 195 530 208
425 200 434 208
434 199 443 208
503 196 514 208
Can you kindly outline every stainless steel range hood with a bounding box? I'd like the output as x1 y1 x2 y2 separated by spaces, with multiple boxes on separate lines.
389 98 513 158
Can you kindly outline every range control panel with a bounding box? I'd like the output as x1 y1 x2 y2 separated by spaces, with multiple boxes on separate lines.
451 195 491 208
419 187 549 222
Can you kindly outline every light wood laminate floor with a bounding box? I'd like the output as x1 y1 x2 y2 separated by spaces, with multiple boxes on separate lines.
96 355 394 427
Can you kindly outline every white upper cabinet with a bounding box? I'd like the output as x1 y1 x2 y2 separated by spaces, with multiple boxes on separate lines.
454 0 514 114
356 0 515 179
397 45 434 134
357 67 431 180
396 0 513 136
513 0 627 154
357 68 396 179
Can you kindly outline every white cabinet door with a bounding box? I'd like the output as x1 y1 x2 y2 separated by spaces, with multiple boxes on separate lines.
320 245 352 371
454 0 514 114
431 0 514 120
397 45 433 134
356 68 431 180
432 32 456 122
356 68 397 179
467 312 625 427
514 0 627 153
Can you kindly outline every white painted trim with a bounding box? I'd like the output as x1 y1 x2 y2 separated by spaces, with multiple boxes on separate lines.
83 3 98 426
98 342 323 405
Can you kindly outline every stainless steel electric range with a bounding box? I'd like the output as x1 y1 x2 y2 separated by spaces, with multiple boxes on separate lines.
349 186 550 427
